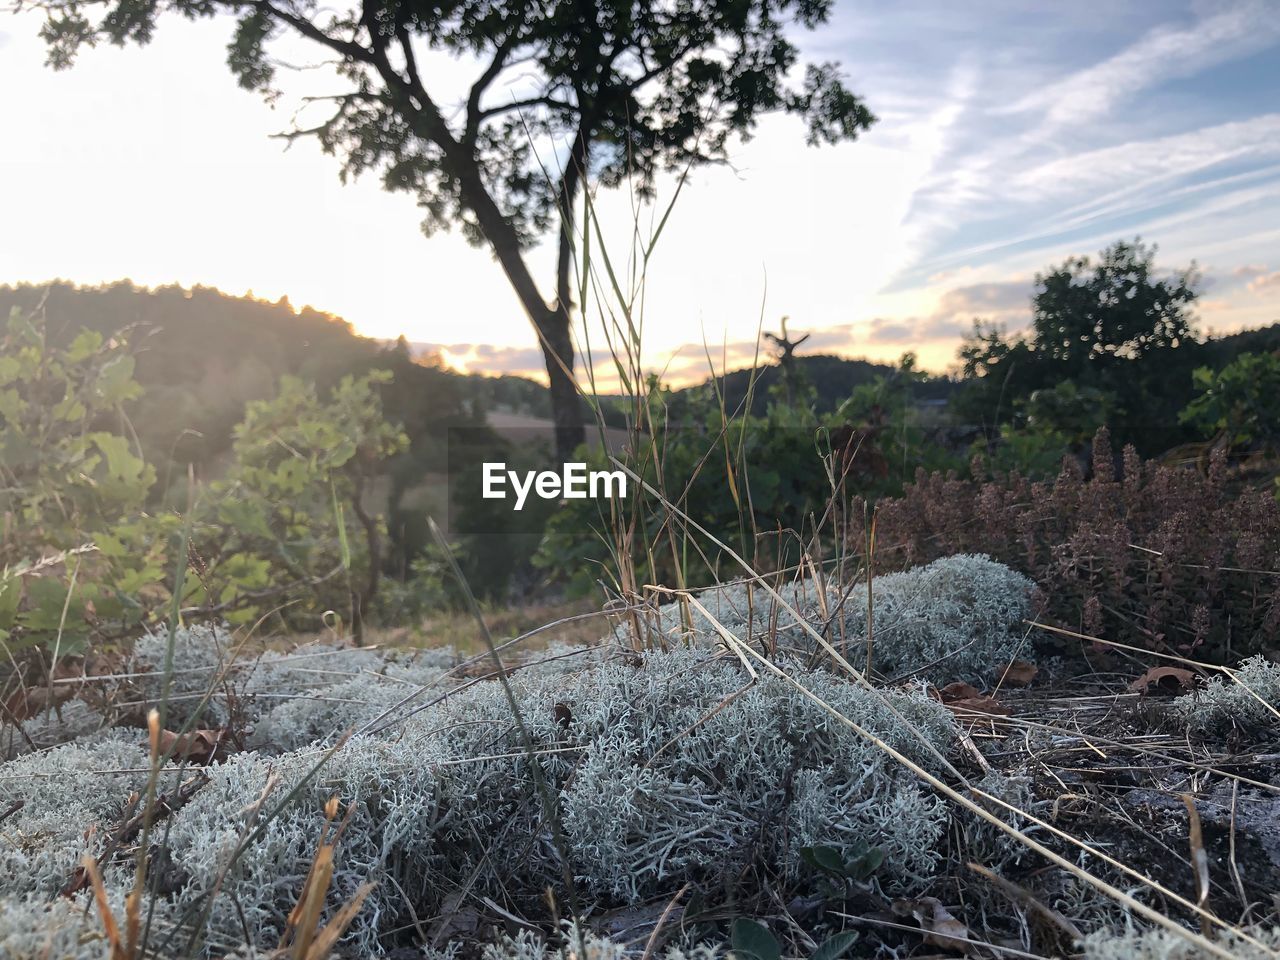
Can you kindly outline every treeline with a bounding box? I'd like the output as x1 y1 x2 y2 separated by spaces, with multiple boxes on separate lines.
3 238 1279 648
0 281 522 484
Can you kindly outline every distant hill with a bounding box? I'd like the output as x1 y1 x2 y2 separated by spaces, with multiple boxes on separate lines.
0 282 491 485
6 280 1273 459
672 353 960 417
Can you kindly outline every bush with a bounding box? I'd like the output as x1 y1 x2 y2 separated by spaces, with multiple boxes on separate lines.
854 430 1280 661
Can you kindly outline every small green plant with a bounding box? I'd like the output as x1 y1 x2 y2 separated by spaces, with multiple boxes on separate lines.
1180 351 1280 454
800 840 886 888
195 371 408 639
0 305 175 654
730 918 859 960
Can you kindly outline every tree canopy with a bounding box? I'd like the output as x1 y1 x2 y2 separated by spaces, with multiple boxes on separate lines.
32 0 876 457
1031 239 1199 371
957 239 1203 454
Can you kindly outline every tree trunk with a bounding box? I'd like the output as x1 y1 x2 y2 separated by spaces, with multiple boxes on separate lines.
535 305 582 462
453 166 584 462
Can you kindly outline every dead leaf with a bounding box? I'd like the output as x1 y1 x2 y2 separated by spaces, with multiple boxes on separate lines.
935 682 1010 718
938 681 982 701
152 728 232 764
1129 666 1197 696
998 660 1038 687
4 683 76 723
892 897 971 953
554 702 573 729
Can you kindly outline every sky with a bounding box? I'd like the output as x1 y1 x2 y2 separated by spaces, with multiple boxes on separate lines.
2 0 1279 386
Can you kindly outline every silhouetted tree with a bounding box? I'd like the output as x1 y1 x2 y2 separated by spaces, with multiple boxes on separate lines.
956 239 1202 453
1032 238 1198 374
764 315 811 404
32 0 876 458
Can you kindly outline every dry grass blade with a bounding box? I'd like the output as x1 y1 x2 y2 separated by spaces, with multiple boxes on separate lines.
300 882 376 960
654 590 1266 958
640 882 690 960
1181 793 1214 935
81 853 126 960
290 845 336 959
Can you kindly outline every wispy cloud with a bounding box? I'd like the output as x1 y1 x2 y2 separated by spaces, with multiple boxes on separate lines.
1247 271 1280 294
1003 2 1280 132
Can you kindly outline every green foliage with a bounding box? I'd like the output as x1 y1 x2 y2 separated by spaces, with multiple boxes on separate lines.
955 239 1204 456
0 282 526 518
1179 352 1280 453
0 307 174 652
730 920 781 960
975 380 1111 477
800 840 886 886
194 372 409 629
537 359 959 594
730 918 858 960
1031 239 1198 370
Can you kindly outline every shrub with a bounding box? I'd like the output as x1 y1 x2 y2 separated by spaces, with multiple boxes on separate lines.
0 307 176 655
853 430 1280 661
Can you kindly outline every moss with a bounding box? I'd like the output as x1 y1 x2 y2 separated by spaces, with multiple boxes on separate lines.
1082 925 1280 960
1170 655 1280 734
150 648 953 955
652 555 1036 685
0 732 150 897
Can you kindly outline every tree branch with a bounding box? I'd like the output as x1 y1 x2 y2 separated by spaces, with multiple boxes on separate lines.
247 0 367 63
475 94 577 124
464 28 522 145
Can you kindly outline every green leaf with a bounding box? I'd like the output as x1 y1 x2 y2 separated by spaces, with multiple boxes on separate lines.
52 391 86 422
730 919 780 960
91 432 143 481
852 846 885 880
799 845 845 875
66 329 103 363
810 932 858 960
0 574 20 627
96 354 142 404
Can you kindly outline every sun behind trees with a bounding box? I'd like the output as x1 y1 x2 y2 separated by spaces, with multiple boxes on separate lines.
29 0 876 459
